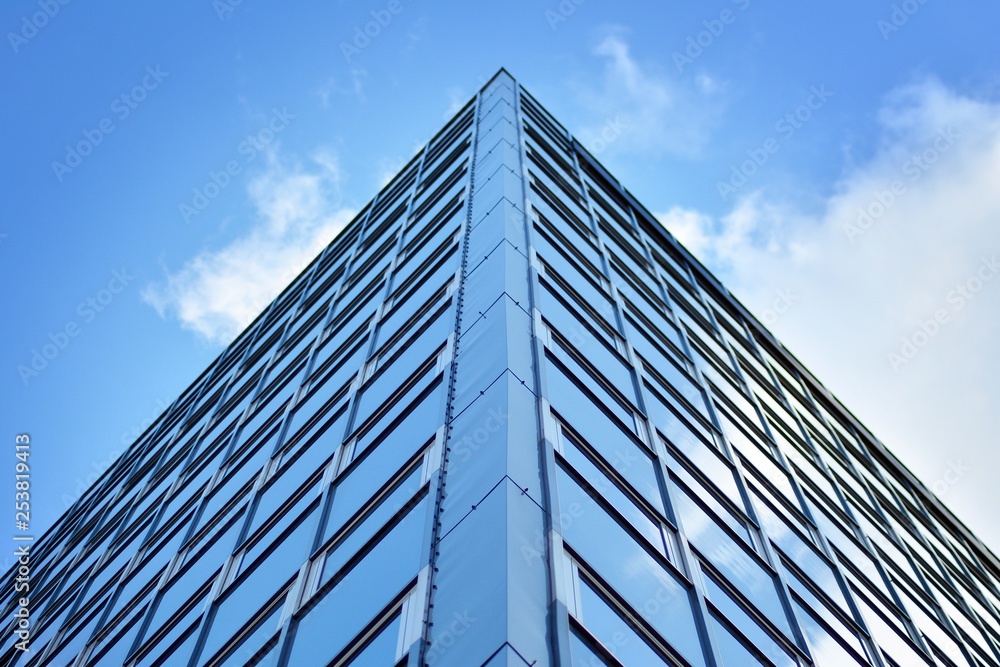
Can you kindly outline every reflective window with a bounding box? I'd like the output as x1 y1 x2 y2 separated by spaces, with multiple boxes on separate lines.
671 482 794 639
322 469 425 579
285 498 426 665
343 612 402 666
793 598 870 666
197 569 289 663
578 578 675 666
709 610 770 667
561 442 666 556
556 465 705 666
702 573 796 667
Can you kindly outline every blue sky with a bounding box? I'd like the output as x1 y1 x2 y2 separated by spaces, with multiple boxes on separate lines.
3 0 1000 566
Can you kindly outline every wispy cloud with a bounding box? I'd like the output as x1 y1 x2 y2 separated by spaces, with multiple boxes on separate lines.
572 30 725 157
143 150 356 344
315 68 367 108
657 78 1000 546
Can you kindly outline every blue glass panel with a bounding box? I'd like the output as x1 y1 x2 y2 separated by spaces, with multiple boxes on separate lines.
669 463 752 546
539 279 616 346
751 490 850 613
703 575 796 667
240 501 319 579
286 498 426 665
200 605 280 667
553 407 662 516
344 613 401 666
246 441 328 537
85 606 146 666
142 579 212 652
551 333 635 408
556 466 705 666
547 348 635 426
561 443 665 556
375 301 453 371
197 570 288 663
569 629 613 667
377 282 450 352
353 361 438 438
322 471 425 580
793 598 869 666
709 610 769 667
672 482 794 639
354 378 442 458
784 568 866 658
669 426 737 498
546 354 635 436
578 579 672 666
134 616 199 667
198 602 281 667
643 380 716 457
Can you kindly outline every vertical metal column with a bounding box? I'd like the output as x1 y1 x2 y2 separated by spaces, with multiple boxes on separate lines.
418 70 553 667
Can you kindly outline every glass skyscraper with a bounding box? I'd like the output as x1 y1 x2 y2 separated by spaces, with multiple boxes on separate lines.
5 69 1000 667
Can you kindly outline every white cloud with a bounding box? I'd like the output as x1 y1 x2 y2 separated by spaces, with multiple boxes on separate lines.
658 78 1000 550
143 151 356 345
315 68 367 108
573 31 724 157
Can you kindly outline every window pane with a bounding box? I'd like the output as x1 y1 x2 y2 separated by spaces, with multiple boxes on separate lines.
344 613 402 666
551 399 661 515
578 580 671 666
793 599 869 666
322 470 425 583
197 577 286 663
556 466 705 666
326 416 434 544
703 575 796 667
200 604 280 667
561 441 665 556
709 610 770 667
286 498 426 665
672 483 793 639
570 629 613 666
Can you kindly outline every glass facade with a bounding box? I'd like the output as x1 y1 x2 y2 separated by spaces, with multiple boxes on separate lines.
5 69 1000 667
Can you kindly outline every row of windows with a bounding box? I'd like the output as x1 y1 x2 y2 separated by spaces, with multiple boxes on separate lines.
516 94 1000 665
0 108 480 663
